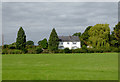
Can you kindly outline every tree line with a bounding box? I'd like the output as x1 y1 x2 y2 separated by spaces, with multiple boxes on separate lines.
2 22 120 54
73 23 120 49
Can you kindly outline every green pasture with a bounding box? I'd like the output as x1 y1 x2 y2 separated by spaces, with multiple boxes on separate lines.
2 53 118 80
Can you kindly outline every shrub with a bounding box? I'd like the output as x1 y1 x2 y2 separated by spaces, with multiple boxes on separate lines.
27 49 36 54
87 48 94 53
110 47 119 52
8 45 16 49
3 44 8 49
64 48 72 53
2 49 8 54
94 48 103 53
2 49 24 54
82 45 87 50
9 49 23 54
36 47 43 54
58 49 64 53
103 48 111 52
26 40 34 46
22 48 28 54
26 45 34 49
72 49 81 53
9 50 15 54
118 47 120 52
54 50 60 53
81 45 88 53
42 49 49 53
15 50 23 54
79 48 87 53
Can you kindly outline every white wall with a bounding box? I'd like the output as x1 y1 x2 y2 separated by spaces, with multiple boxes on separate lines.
58 41 81 49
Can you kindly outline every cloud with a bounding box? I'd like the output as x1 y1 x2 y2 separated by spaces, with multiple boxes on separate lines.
0 2 2 45
2 0 119 2
2 2 118 45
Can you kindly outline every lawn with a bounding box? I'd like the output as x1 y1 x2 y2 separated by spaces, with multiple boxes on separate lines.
0 55 1 82
2 53 118 80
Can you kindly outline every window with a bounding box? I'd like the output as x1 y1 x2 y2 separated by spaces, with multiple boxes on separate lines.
73 42 76 44
67 42 69 44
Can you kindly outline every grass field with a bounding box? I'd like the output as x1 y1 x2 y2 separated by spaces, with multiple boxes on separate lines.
2 53 118 80
0 55 2 82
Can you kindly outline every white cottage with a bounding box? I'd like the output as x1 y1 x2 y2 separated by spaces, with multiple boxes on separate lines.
58 36 81 49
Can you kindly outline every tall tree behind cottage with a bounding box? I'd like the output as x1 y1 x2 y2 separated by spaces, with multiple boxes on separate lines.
80 26 92 46
48 28 59 52
16 27 26 50
38 38 48 49
88 24 110 48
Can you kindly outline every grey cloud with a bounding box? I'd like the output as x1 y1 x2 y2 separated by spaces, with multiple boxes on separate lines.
0 2 2 45
2 2 118 45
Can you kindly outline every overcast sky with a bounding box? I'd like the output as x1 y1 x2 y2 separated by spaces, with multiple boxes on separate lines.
2 2 118 45
0 2 2 46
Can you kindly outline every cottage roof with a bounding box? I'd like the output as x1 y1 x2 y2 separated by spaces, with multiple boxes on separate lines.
58 36 80 42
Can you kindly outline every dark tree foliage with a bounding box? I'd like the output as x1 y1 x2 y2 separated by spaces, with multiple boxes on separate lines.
36 47 43 54
64 48 72 53
38 38 48 49
3 44 8 49
81 26 92 41
72 32 81 37
110 31 118 47
9 45 16 49
26 40 34 45
48 28 59 52
114 22 120 45
16 27 26 50
80 26 92 46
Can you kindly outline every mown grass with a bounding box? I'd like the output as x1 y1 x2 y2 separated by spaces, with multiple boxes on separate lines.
0 48 2 82
2 53 118 80
0 55 2 82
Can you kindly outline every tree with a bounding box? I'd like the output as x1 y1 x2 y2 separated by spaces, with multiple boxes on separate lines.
64 48 72 53
88 24 110 48
110 31 118 47
72 32 81 37
81 26 92 41
48 28 59 52
38 38 48 49
36 47 43 54
26 40 34 45
3 44 8 49
16 27 26 50
114 22 120 45
80 26 92 46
